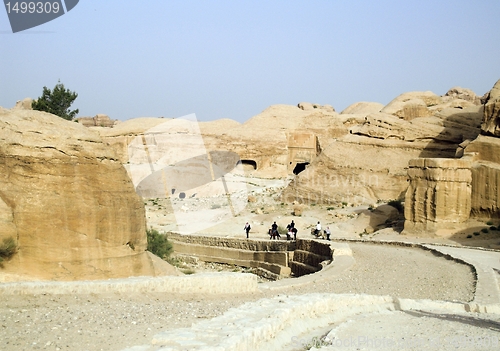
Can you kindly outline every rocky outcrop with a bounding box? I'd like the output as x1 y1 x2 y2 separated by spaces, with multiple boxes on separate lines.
298 102 335 112
480 79 500 136
463 135 500 218
93 86 484 208
0 108 170 281
340 101 384 115
12 97 33 110
404 159 472 234
97 105 344 180
284 89 483 204
444 86 482 105
76 114 117 128
402 79 500 233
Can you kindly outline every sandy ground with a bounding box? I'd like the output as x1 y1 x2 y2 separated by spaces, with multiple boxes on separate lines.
0 242 479 351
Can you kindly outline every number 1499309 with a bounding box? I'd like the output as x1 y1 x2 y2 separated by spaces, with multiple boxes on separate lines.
5 2 61 14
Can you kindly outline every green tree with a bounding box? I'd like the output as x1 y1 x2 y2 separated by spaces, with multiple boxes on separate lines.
32 81 79 120
146 228 173 259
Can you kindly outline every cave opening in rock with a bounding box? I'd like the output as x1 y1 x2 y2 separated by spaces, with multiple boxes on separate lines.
293 162 309 175
237 160 257 171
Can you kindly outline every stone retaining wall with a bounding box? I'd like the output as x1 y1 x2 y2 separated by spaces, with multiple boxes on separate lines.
289 239 333 276
168 233 333 279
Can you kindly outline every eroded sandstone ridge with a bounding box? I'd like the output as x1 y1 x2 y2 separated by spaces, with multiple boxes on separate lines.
403 79 500 233
283 88 483 204
0 107 170 281
92 87 484 207
480 79 500 136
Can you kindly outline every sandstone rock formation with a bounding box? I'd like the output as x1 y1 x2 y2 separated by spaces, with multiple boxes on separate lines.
284 89 483 205
97 105 343 180
444 86 482 105
340 101 384 115
91 86 485 208
0 108 171 281
463 134 500 218
76 114 117 128
480 79 500 136
12 97 33 110
404 159 472 234
298 102 335 112
403 79 500 234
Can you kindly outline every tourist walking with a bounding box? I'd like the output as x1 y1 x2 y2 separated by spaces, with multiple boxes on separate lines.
324 227 331 241
244 222 251 239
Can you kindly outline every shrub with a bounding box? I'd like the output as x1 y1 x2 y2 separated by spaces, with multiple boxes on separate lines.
467 235 472 239
486 221 494 225
278 225 288 235
388 200 404 213
181 268 195 275
481 228 489 234
474 231 481 236
490 226 497 231
0 237 17 267
146 228 173 259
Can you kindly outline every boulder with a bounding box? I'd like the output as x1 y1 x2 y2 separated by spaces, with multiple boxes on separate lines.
12 97 33 110
0 108 171 281
444 86 481 105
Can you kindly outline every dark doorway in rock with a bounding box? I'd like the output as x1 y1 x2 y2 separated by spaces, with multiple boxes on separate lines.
237 159 257 171
293 162 309 175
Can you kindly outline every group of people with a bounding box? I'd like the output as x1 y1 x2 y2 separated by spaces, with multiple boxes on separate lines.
313 221 331 241
268 220 297 240
244 220 330 241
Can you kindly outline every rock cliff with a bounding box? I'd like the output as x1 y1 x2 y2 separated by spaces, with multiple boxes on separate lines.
403 79 500 234
480 79 500 137
0 108 172 281
283 88 483 204
93 87 484 207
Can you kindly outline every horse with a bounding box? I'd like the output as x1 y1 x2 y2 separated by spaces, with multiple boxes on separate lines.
311 227 325 239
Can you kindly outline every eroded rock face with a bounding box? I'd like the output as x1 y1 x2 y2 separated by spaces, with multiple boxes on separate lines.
0 108 165 281
464 135 500 218
76 114 117 128
404 158 472 234
285 90 482 204
444 86 481 105
480 79 500 136
95 87 483 207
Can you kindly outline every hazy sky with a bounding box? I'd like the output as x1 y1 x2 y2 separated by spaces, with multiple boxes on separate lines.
1 0 499 122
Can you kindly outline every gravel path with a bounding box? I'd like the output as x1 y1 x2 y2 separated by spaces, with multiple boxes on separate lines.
0 243 477 351
286 243 476 301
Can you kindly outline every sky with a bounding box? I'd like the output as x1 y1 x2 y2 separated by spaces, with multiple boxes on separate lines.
1 0 499 123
